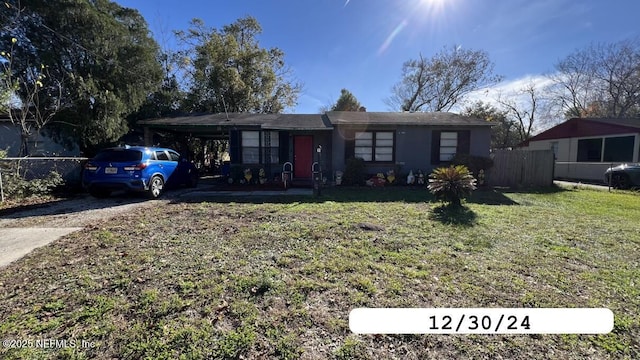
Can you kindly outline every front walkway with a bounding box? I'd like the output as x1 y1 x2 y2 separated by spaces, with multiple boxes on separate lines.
553 180 612 191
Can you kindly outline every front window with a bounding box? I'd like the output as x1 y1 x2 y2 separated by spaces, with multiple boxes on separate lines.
242 131 260 164
354 131 394 162
439 132 458 162
242 131 279 164
354 132 373 161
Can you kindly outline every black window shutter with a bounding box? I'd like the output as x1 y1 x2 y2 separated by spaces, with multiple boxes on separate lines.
457 130 471 155
279 131 289 162
431 130 441 164
229 130 241 163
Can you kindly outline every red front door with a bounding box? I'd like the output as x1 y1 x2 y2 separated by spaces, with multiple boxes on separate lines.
294 135 313 178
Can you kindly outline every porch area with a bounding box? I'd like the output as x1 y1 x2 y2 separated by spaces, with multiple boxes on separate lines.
139 113 334 188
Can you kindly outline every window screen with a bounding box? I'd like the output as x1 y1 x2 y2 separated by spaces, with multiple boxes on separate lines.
242 131 260 164
440 132 458 162
355 132 373 161
354 131 394 162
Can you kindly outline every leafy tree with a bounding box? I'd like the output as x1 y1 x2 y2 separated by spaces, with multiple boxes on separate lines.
331 88 364 111
462 101 519 149
1 0 163 153
549 38 640 118
177 16 301 114
130 75 183 121
386 46 500 112
128 49 185 122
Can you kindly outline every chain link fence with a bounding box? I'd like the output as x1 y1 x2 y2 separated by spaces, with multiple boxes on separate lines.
0 157 88 200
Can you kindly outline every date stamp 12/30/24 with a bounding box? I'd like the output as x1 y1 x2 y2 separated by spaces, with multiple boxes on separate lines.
349 308 614 334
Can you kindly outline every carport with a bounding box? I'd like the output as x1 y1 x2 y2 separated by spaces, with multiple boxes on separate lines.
139 113 333 186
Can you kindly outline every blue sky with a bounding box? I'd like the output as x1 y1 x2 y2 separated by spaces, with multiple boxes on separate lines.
116 0 640 114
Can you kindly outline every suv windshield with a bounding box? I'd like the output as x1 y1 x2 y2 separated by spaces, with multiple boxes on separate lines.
93 149 143 162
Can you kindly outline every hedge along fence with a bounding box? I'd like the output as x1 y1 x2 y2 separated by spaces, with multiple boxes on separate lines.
487 149 554 187
0 157 88 200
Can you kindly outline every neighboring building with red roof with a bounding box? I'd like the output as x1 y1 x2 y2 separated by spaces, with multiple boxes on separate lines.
521 118 640 182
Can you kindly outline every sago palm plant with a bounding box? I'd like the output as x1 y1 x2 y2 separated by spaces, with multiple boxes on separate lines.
427 165 477 207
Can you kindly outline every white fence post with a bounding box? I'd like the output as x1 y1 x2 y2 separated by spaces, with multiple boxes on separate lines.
0 169 4 202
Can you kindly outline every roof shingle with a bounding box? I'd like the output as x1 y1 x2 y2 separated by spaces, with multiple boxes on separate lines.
138 111 491 130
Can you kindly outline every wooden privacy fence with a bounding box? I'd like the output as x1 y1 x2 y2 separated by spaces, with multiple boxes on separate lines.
487 149 554 187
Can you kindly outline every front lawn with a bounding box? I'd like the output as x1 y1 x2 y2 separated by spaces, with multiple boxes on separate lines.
1 187 639 359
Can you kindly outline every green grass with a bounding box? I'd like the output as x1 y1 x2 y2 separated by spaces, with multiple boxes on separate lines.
0 186 639 359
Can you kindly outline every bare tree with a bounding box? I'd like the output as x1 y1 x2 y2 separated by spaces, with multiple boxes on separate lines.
548 51 599 118
386 46 501 112
1 37 63 156
550 38 640 118
497 82 553 143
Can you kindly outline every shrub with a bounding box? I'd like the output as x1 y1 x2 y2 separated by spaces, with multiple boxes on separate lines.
428 165 477 207
451 154 493 177
343 157 366 186
0 157 64 199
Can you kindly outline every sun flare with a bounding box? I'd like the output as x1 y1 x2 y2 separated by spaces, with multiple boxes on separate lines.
418 0 451 14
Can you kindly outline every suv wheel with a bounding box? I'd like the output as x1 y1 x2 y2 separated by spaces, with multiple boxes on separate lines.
148 175 164 198
612 173 630 189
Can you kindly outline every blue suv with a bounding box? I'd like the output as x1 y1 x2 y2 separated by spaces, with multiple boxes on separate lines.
83 146 198 198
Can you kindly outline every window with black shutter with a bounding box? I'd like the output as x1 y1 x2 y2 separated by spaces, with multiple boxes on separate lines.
432 130 471 164
347 131 395 162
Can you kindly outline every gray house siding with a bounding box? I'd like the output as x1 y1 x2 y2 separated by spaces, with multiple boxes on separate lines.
331 125 491 179
0 122 80 157
0 123 22 155
313 131 333 180
395 125 432 173
140 111 492 184
470 126 491 158
228 128 332 182
330 127 347 178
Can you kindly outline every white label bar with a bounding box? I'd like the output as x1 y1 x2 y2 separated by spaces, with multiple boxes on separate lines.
349 308 614 334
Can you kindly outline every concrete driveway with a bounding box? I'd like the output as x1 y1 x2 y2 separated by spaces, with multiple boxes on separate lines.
0 186 312 268
0 194 163 268
0 228 83 267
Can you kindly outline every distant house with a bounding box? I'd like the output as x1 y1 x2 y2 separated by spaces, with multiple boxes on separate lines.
521 117 640 182
0 115 80 157
140 111 492 184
